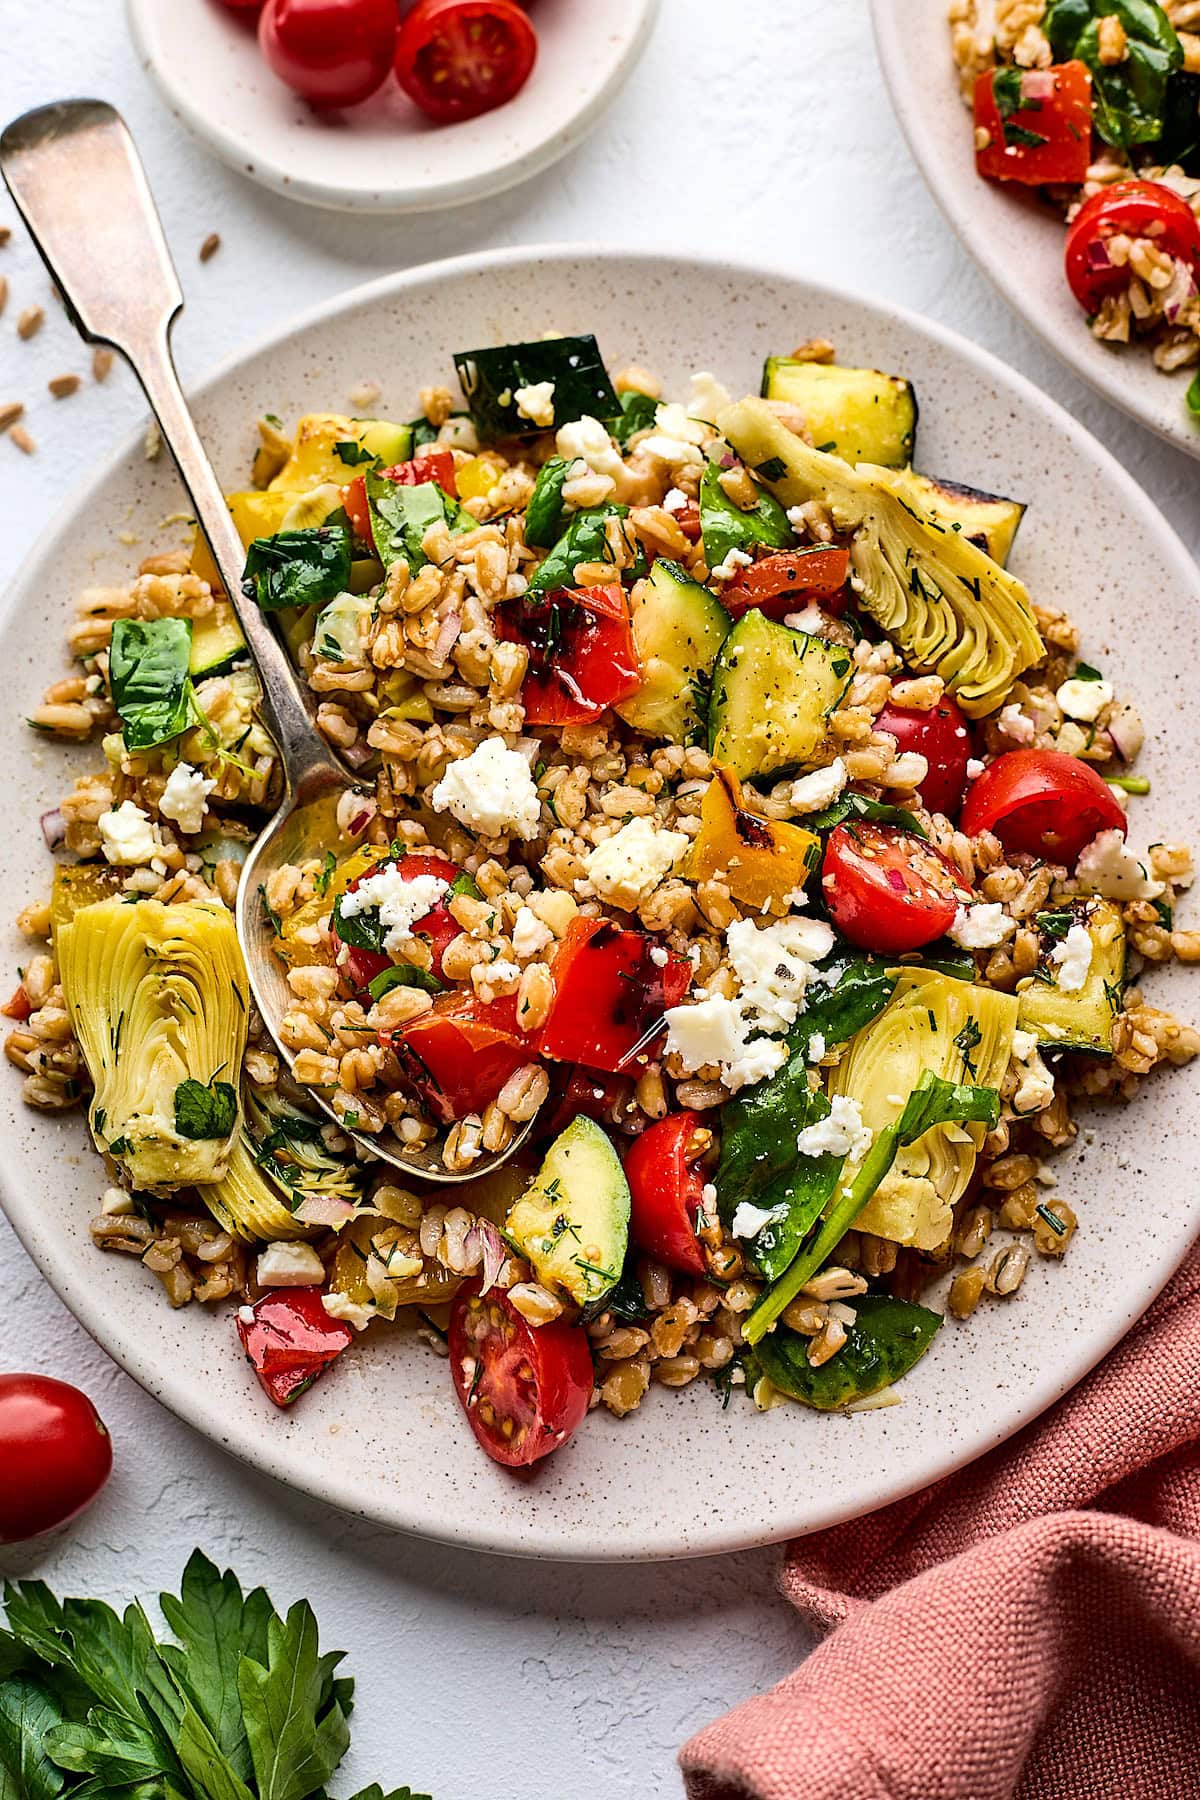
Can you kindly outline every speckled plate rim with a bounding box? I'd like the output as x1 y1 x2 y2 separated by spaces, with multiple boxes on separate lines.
870 0 1200 463
125 0 660 215
2 243 1199 1560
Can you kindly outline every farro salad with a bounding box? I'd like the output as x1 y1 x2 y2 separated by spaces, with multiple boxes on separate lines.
6 330 1198 1469
951 0 1200 417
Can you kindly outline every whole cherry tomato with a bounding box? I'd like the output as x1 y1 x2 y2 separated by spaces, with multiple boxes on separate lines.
395 0 537 124
821 821 973 955
960 748 1127 865
875 688 975 818
0 1374 113 1543
259 0 398 107
1065 180 1200 314
449 1283 592 1466
624 1112 709 1277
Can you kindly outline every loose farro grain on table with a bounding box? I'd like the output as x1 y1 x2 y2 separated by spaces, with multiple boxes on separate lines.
6 327 1196 1467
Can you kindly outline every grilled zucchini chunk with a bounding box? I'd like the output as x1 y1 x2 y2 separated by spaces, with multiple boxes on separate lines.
707 609 853 780
614 558 730 744
57 897 249 1193
1016 897 1125 1055
761 358 917 467
716 398 1044 717
903 471 1026 569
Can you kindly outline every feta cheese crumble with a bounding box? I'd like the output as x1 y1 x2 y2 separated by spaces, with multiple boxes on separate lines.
99 801 162 866
513 380 555 429
789 757 847 814
688 369 733 424
783 601 826 635
796 1096 873 1162
101 1186 135 1216
998 704 1035 745
966 758 986 781
511 905 554 961
158 761 216 836
1076 829 1164 901
807 1031 826 1063
948 902 1015 951
649 944 670 968
1056 676 1113 723
709 546 754 583
726 915 835 1036
336 866 448 957
554 415 625 484
429 736 542 840
730 1200 786 1241
256 1241 326 1287
662 487 688 514
663 993 788 1093
321 1291 375 1332
580 816 689 910
1050 921 1094 993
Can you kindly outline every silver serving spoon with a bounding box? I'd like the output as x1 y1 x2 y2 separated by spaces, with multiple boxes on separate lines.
1 99 531 1184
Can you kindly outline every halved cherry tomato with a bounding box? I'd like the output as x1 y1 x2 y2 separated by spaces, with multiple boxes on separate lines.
960 748 1126 865
331 851 464 994
395 0 537 125
1065 179 1200 314
341 476 373 543
624 1112 708 1277
1 983 31 1021
497 585 641 726
539 918 691 1074
0 1374 113 1543
875 688 975 818
974 61 1092 187
449 1283 592 1467
390 992 531 1123
821 821 973 955
380 449 458 496
258 0 398 107
721 546 850 620
237 1288 355 1407
673 502 701 543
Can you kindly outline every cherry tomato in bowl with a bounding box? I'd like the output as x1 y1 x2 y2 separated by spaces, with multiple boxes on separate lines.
875 688 975 818
960 748 1126 865
236 1289 355 1407
1065 180 1200 315
821 821 973 955
449 1284 592 1466
624 1112 709 1277
331 851 465 994
259 0 398 108
395 0 538 125
389 992 532 1123
721 546 850 620
0 1374 112 1543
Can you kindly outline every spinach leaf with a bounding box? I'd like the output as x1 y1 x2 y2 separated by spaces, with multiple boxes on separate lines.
333 440 377 468
364 472 467 571
804 790 929 839
611 390 659 446
330 893 387 955
242 527 352 613
109 618 198 751
1159 69 1200 172
755 1294 942 1410
174 1078 239 1141
699 460 792 571
453 334 620 439
366 964 443 1001
527 503 641 596
524 457 573 548
1045 0 1182 147
794 956 901 1059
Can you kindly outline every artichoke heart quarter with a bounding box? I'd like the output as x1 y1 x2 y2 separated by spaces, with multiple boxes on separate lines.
57 897 249 1193
716 398 1044 717
828 969 1018 1251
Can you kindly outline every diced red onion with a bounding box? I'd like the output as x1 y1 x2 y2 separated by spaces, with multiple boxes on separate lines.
1106 702 1144 765
477 1220 506 1296
1162 256 1197 322
342 740 375 772
434 610 462 665
336 788 377 838
1021 69 1055 101
293 1194 357 1227
40 807 66 851
1085 240 1113 271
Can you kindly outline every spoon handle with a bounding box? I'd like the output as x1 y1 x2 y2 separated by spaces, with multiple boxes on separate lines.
0 99 329 786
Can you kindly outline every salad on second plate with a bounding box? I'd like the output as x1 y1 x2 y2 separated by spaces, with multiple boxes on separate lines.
6 328 1197 1468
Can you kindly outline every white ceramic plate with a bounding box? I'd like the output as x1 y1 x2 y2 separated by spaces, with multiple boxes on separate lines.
871 0 1200 461
125 0 659 215
3 247 1198 1560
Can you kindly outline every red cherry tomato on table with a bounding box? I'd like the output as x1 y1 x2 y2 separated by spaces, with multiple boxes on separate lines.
960 748 1127 865
1065 180 1200 315
0 1374 112 1542
497 585 642 727
390 992 532 1123
721 547 850 620
875 688 975 818
973 61 1092 187
395 0 537 125
215 0 264 10
259 0 398 107
449 1283 592 1467
539 918 692 1075
822 821 973 955
624 1112 709 1277
332 851 464 994
236 1288 355 1407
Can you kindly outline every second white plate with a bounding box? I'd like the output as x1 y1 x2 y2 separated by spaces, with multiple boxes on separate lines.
871 0 1200 461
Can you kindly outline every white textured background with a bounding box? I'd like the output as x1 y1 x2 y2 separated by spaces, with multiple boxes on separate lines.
2 4 1199 1797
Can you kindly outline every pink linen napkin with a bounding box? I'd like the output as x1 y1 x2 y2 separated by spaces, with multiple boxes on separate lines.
680 1241 1200 1800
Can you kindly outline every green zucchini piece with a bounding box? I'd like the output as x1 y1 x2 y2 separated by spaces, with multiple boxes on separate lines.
699 460 793 572
453 335 621 440
188 608 245 678
760 359 917 467
755 1295 941 1410
1016 897 1125 1055
503 1116 631 1305
525 457 573 548
904 471 1026 568
614 558 730 743
707 609 852 781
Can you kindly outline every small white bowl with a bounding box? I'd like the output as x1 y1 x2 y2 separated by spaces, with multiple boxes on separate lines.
126 0 660 215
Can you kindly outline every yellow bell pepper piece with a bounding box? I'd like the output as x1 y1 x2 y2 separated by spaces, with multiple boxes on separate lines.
268 414 412 492
189 490 300 591
454 453 506 503
686 766 820 913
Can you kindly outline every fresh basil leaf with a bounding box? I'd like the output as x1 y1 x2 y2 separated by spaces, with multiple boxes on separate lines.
174 1078 238 1141
699 460 793 571
805 790 928 838
330 893 387 955
0 1675 68 1799
756 1294 942 1410
1072 660 1105 682
364 473 467 571
109 618 198 751
237 1600 350 1800
243 528 352 613
524 457 573 548
366 964 443 1001
449 870 482 900
610 389 658 446
527 503 639 596
1045 0 1182 147
334 440 377 467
